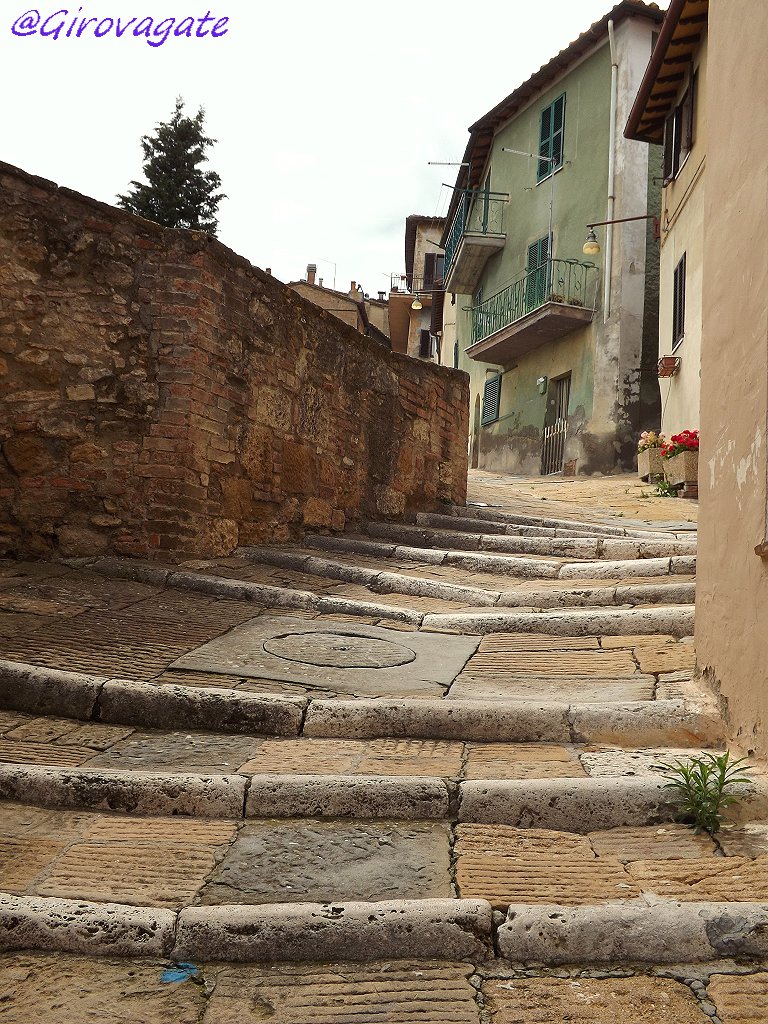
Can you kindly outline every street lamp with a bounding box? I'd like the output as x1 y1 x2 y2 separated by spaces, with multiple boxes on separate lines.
583 215 660 255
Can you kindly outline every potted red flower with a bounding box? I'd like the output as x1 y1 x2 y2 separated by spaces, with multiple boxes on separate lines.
662 429 699 492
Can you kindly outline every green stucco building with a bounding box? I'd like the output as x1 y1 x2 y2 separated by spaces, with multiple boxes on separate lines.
441 1 663 475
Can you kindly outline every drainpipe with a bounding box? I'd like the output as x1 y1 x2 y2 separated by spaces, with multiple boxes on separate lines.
604 18 618 323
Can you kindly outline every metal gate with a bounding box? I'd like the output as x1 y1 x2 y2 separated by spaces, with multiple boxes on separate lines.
540 375 570 475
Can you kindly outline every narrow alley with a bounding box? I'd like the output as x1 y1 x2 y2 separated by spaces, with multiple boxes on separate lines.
1 473 766 1022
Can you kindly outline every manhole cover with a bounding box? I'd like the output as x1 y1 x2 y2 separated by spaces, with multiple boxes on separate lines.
262 632 417 669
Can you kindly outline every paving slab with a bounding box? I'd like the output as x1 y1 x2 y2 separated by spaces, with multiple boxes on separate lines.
0 953 204 1023
448 676 655 703
482 976 707 1023
84 730 263 773
454 824 637 908
200 819 451 905
171 615 479 698
588 825 717 861
708 971 768 1024
627 856 768 901
240 737 466 777
464 742 586 780
203 960 482 1023
719 824 768 858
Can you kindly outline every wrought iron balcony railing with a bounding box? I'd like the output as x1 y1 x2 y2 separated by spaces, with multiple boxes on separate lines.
390 273 440 294
444 187 506 277
470 258 599 344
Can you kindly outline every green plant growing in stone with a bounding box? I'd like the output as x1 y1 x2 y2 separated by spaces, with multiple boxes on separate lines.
661 752 752 833
653 478 677 497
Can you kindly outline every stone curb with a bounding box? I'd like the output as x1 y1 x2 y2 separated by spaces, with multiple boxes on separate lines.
0 661 722 745
97 678 306 736
0 660 106 720
421 605 695 637
244 774 451 819
0 893 175 958
305 698 722 744
172 898 494 963
0 765 247 818
497 900 768 964
0 764 450 820
0 660 305 737
459 776 681 830
91 558 423 626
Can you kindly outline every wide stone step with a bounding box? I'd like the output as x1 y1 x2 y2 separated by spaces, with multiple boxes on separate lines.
365 521 697 560
0 659 722 744
239 546 695 610
417 511 620 540
452 503 696 541
305 533 697 580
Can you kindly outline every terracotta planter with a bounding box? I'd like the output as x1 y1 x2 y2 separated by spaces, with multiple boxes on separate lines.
637 448 664 481
664 449 699 487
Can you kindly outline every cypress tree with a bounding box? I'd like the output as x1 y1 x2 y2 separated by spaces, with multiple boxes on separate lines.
118 97 225 235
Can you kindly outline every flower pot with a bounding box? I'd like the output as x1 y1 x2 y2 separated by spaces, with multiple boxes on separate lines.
664 450 699 488
637 448 663 481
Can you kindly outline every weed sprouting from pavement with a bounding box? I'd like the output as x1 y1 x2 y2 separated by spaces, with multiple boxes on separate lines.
659 752 752 834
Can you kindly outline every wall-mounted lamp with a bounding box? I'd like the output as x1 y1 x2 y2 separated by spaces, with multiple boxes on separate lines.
411 296 423 311
582 229 600 256
583 214 661 255
537 376 548 395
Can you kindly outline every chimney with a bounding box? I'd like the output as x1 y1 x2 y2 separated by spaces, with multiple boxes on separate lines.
265 268 272 276
378 291 386 301
319 278 324 287
306 263 317 286
349 281 357 295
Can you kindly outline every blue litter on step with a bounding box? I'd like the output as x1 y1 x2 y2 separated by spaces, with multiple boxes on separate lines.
161 962 199 984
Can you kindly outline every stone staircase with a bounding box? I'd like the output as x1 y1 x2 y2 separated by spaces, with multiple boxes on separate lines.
1 499 768 1021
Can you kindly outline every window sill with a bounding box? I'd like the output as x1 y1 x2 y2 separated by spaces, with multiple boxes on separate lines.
536 163 565 186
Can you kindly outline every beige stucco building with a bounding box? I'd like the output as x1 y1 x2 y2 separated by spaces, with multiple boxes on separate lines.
625 0 706 438
289 265 391 346
388 216 446 359
630 0 768 756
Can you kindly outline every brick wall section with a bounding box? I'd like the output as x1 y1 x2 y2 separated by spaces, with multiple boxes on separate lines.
0 162 469 559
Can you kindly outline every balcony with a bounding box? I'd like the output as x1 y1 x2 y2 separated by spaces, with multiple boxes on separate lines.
466 258 599 364
443 188 506 294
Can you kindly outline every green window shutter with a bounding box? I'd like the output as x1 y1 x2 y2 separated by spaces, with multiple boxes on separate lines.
527 234 549 271
481 375 501 425
538 94 565 180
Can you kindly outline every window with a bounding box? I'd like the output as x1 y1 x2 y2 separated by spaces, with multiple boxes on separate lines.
526 234 550 311
537 94 565 181
672 253 686 349
481 374 501 424
663 71 697 183
453 340 459 369
423 252 445 291
419 329 431 359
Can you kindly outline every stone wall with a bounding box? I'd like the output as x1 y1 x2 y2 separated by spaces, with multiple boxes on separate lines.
0 161 469 560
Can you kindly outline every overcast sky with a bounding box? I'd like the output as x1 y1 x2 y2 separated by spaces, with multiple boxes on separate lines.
3 0 669 297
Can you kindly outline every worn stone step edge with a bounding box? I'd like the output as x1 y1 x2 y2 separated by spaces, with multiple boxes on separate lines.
0 893 493 962
88 559 696 631
364 521 697 560
305 534 696 581
238 547 695 609
418 511 684 543
417 512 624 541
457 504 694 540
0 660 724 744
5 892 765 967
89 558 423 625
422 605 695 638
497 899 768 964
1 766 751 825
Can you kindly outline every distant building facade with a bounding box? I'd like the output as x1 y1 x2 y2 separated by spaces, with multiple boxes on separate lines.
289 265 390 346
388 215 446 360
440 1 664 475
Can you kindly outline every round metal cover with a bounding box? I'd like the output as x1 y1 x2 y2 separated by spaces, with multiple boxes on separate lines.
262 632 416 669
